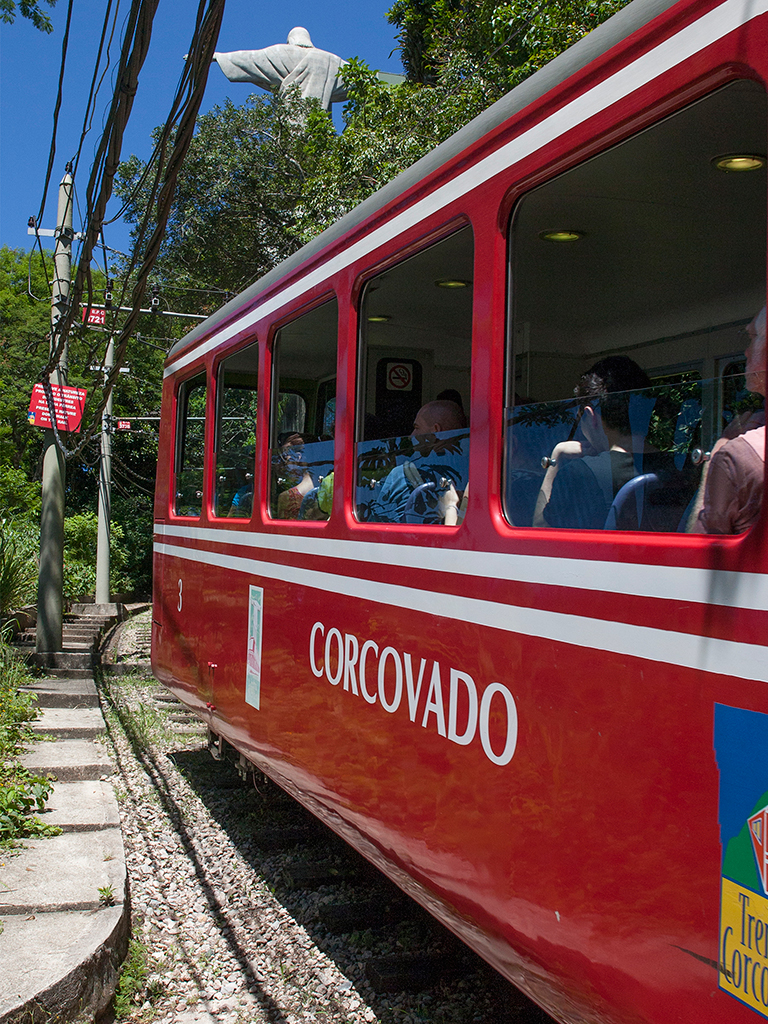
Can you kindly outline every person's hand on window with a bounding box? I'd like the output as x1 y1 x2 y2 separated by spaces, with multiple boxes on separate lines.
438 481 461 526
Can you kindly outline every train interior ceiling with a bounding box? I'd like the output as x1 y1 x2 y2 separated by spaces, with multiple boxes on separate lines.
512 79 766 407
289 80 767 442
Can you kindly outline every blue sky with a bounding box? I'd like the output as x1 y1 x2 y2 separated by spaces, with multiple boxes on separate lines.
0 1 403 257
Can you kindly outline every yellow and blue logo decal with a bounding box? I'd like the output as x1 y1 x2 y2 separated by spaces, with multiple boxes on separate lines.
716 703 768 1017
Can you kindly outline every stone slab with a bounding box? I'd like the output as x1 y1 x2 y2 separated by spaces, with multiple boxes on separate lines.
32 707 105 738
44 668 94 680
0 830 125 913
20 677 98 708
31 651 94 671
21 736 112 781
36 780 120 832
0 906 128 1024
103 660 152 676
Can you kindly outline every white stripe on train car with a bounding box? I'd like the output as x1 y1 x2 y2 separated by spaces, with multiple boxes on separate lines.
163 0 768 380
154 524 768 612
155 540 768 684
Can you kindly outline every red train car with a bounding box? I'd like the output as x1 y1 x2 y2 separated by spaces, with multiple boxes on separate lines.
152 0 768 1020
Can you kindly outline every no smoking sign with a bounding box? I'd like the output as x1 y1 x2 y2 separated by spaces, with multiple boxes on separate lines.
386 362 413 391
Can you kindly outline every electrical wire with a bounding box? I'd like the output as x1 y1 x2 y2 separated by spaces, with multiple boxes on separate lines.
27 233 53 301
70 0 121 182
40 0 226 459
35 0 75 231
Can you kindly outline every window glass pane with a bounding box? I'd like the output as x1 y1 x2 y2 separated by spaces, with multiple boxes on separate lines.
356 228 473 526
506 81 766 535
214 341 258 518
270 299 337 521
174 374 206 517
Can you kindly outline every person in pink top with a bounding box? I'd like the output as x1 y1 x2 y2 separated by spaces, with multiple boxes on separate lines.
696 307 766 534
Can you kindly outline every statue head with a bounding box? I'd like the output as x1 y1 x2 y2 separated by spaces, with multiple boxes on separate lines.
287 27 313 48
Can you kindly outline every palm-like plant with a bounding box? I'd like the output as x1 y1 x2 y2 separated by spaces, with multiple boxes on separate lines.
0 525 37 614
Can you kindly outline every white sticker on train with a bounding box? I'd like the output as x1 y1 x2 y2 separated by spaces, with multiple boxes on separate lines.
309 621 518 766
245 585 264 709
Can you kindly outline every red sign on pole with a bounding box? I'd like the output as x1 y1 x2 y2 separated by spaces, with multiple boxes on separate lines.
81 306 106 326
28 384 87 433
116 420 131 431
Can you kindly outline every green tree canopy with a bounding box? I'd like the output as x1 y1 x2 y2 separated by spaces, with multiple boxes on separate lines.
0 0 56 32
0 245 164 594
116 0 631 297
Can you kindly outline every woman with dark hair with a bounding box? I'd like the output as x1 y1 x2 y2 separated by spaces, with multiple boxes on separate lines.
534 356 655 530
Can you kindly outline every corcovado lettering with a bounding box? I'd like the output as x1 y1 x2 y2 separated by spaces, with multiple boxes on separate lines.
721 891 768 1009
309 621 518 766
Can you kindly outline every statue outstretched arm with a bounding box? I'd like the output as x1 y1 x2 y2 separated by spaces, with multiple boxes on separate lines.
213 47 292 91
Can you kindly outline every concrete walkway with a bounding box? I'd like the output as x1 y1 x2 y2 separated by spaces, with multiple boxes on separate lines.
0 617 135 1023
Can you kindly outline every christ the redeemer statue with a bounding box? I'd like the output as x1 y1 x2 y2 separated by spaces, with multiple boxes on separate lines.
212 27 348 112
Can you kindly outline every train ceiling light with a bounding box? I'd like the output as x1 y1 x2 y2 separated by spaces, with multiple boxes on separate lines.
539 230 585 242
713 153 766 172
435 278 471 288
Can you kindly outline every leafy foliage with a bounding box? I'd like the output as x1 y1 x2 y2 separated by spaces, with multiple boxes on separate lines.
113 937 150 1017
0 0 56 32
0 637 59 845
0 523 37 613
0 247 49 492
115 89 336 298
0 246 162 597
62 511 133 599
116 1 631 297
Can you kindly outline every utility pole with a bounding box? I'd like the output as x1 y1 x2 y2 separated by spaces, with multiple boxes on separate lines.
95 336 114 605
36 167 73 654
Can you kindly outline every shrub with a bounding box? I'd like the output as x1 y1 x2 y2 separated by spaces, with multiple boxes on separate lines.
0 635 59 844
0 522 37 613
63 511 134 599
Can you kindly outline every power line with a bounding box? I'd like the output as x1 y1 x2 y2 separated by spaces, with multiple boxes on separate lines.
39 0 227 460
35 0 75 231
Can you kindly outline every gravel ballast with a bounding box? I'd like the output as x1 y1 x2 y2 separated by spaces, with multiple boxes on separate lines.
99 614 554 1024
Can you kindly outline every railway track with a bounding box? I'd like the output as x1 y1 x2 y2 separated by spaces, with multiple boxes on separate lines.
99 654 556 1024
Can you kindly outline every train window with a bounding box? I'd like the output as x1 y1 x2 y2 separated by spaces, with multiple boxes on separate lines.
355 227 473 525
173 373 207 517
213 340 258 519
505 80 766 534
269 298 338 521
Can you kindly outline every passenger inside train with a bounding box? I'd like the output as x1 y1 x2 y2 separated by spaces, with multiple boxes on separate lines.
364 399 468 524
505 78 766 534
533 357 664 531
355 226 473 525
694 306 766 534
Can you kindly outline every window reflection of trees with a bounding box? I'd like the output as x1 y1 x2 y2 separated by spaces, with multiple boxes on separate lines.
216 384 258 518
503 377 737 530
175 379 206 517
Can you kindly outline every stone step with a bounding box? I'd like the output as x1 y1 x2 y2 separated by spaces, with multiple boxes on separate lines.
102 661 151 676
30 651 95 671
0 830 125 915
20 678 99 708
0 906 127 1021
21 736 112 781
36 780 120 832
32 707 105 739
